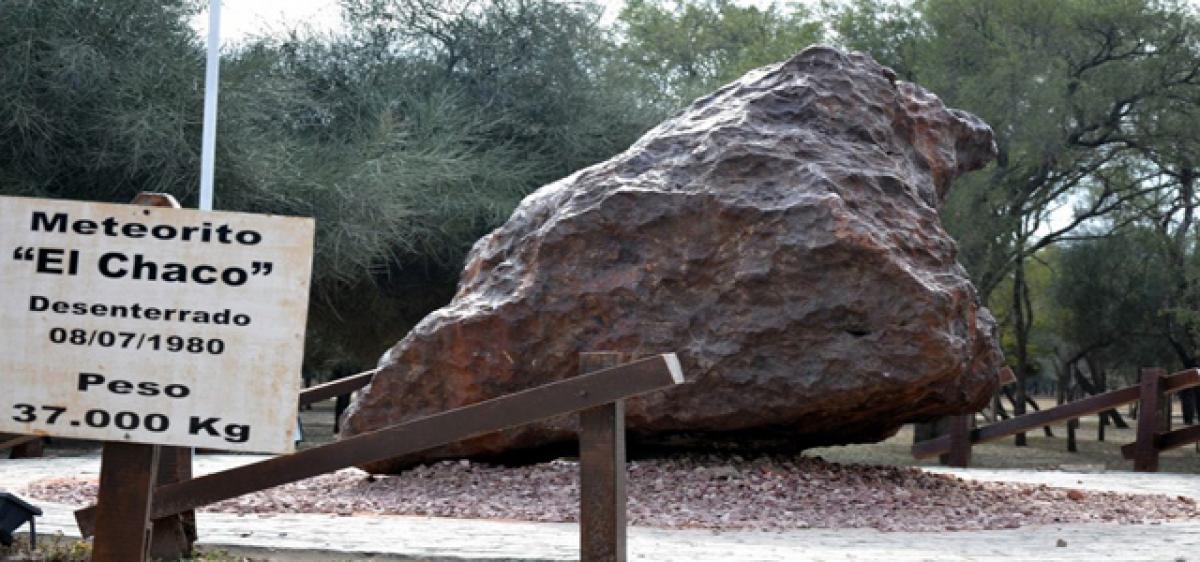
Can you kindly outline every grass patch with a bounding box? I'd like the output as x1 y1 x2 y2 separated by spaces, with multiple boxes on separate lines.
0 534 268 562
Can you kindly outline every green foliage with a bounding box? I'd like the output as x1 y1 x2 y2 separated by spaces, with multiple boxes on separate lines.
1051 230 1178 371
0 532 90 561
919 0 1200 294
0 0 666 365
0 0 204 199
4 0 1200 377
824 0 925 79
615 0 824 106
340 0 660 182
988 248 1058 380
823 0 1200 385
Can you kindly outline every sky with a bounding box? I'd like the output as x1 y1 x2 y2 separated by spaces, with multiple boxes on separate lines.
193 0 1200 43
190 0 344 42
190 0 785 43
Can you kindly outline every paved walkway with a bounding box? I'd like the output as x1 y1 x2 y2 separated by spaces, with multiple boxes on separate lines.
3 455 1200 561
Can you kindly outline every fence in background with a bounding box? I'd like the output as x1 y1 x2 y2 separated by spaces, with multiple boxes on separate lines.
914 367 1200 471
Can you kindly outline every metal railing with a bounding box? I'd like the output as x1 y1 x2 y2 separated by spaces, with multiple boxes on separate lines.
75 352 684 562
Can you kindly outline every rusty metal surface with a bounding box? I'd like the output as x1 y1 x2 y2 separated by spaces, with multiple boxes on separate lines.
578 353 626 562
912 368 1200 459
1162 368 1200 392
10 436 44 459
1121 423 1200 459
129 193 182 208
76 353 685 536
139 197 197 557
298 370 377 407
91 442 160 562
945 414 972 468
150 446 196 559
0 434 41 453
1133 368 1166 472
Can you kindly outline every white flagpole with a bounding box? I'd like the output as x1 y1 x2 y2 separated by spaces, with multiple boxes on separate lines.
199 0 221 212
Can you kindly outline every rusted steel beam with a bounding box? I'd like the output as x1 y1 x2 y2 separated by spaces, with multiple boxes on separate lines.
91 443 160 562
912 369 1200 459
1161 368 1200 393
77 354 685 536
129 193 198 556
11 436 44 459
945 414 972 468
0 434 41 453
579 353 626 562
130 192 181 208
150 447 196 559
298 370 377 407
1121 424 1200 459
912 388 1137 459
1133 368 1167 472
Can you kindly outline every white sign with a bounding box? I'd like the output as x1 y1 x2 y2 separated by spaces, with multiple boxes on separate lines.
0 196 314 453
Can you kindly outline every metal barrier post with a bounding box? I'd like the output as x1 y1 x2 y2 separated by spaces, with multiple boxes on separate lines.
946 414 972 468
1134 367 1166 472
91 442 159 562
150 447 196 559
10 437 43 459
579 352 626 562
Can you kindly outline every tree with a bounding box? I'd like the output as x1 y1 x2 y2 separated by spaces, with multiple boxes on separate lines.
829 0 1200 442
1118 84 1200 420
0 0 205 200
824 0 926 80
614 0 825 107
1 0 655 366
1051 229 1175 418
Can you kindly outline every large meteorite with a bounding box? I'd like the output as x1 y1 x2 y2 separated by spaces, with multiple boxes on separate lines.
342 46 1003 472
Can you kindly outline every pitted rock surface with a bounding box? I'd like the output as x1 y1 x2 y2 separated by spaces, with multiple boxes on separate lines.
342 46 1003 473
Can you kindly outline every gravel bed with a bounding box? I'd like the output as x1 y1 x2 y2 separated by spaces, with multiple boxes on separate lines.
23 455 1200 532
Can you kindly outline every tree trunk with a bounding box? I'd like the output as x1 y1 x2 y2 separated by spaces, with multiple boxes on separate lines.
1012 260 1030 446
1180 388 1198 425
1162 168 1199 424
1073 359 1129 428
992 391 1010 419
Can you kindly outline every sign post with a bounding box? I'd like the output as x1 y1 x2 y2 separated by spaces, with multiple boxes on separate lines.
0 193 314 560
92 441 160 560
199 0 220 212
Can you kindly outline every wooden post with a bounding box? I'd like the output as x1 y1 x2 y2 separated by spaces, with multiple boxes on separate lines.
945 414 972 468
1133 367 1166 472
578 352 626 562
92 442 160 562
1066 418 1078 453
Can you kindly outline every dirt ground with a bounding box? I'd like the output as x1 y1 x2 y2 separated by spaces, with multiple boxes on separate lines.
7 397 1200 561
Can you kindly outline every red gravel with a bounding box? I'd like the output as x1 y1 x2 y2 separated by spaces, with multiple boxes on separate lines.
23 455 1200 532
